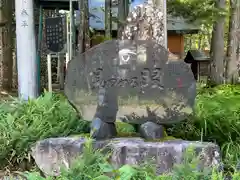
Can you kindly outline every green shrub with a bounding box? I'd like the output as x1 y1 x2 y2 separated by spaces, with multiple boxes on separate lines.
2 84 240 175
0 92 90 170
167 84 240 166
0 91 137 171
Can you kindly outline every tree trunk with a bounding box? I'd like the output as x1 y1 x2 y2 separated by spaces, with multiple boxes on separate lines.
117 0 128 38
124 0 129 17
0 0 13 91
209 0 226 84
236 1 240 78
105 0 112 38
225 0 239 84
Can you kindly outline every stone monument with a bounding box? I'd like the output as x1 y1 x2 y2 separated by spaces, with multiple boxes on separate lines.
64 3 196 140
30 3 219 177
64 39 196 140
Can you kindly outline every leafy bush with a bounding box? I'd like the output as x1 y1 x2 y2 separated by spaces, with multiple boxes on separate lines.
0 92 90 170
167 84 240 166
2 84 240 177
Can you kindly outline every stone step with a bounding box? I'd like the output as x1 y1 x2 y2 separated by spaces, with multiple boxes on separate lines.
31 137 220 176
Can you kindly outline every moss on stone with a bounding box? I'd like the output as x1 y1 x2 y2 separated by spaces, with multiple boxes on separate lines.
117 132 139 137
116 120 136 134
70 133 179 142
117 131 179 142
69 121 180 142
70 133 90 139
143 136 178 142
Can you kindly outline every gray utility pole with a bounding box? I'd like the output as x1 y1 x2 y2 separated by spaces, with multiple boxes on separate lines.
15 0 38 100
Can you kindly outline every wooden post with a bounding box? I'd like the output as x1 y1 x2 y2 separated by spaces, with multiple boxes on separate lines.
58 53 65 90
57 53 60 82
78 0 84 53
197 62 200 82
83 0 90 50
47 54 52 92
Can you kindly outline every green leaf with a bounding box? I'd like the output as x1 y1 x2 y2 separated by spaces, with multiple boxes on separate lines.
93 175 112 180
118 164 138 180
99 162 115 173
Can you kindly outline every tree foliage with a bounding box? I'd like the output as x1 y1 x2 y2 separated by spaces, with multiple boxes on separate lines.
167 0 227 24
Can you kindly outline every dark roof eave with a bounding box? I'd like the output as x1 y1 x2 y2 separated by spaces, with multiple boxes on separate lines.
93 29 200 34
167 29 199 34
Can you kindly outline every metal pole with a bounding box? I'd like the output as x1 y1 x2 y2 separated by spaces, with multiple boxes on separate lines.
71 8 76 57
15 0 38 100
37 5 43 94
69 0 73 61
66 14 70 68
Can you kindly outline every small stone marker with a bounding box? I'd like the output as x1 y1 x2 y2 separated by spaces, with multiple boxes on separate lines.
64 39 196 140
